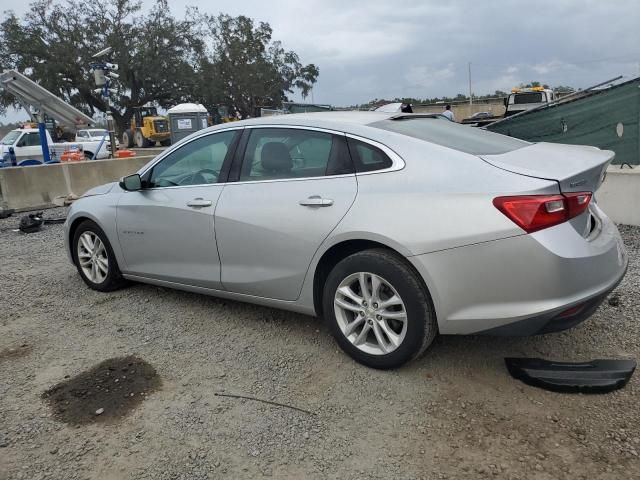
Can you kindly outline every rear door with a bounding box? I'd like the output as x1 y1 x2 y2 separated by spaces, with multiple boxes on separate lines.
215 126 357 300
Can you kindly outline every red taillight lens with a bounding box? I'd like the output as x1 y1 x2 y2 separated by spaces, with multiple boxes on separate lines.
493 192 592 233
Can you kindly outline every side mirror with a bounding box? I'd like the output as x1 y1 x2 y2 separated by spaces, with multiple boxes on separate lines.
120 173 142 191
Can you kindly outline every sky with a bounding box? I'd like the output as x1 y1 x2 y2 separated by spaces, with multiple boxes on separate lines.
1 0 639 122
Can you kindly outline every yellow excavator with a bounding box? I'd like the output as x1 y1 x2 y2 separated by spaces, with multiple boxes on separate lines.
122 106 171 148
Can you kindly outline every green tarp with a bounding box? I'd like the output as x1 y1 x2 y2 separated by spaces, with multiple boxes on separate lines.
487 78 640 165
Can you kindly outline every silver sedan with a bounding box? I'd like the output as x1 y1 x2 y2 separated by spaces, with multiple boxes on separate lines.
64 112 627 368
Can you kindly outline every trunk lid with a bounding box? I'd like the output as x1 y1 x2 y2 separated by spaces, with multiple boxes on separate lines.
480 142 613 194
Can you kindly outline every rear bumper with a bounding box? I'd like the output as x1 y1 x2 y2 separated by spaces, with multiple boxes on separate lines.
476 266 625 336
408 204 628 336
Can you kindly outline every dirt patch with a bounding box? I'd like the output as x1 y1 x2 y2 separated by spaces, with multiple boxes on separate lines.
42 355 161 425
0 343 32 361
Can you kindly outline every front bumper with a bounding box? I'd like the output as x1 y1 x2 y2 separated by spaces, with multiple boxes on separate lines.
408 204 628 336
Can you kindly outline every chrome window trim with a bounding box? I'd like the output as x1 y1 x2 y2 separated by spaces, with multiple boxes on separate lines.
134 123 405 190
244 124 343 135
227 172 356 187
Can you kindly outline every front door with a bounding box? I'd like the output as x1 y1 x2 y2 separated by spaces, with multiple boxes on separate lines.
16 132 44 160
215 127 357 300
116 129 239 289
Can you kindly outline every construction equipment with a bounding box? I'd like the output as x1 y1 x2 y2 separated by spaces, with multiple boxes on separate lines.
122 106 171 148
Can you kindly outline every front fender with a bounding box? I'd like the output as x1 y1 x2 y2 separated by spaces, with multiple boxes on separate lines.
64 193 124 268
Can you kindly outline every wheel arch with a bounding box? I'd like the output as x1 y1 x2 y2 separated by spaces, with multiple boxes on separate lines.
67 213 116 266
68 215 96 265
311 238 434 319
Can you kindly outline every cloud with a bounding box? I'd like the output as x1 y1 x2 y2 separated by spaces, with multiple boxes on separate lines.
531 60 565 75
404 64 455 90
1 0 639 110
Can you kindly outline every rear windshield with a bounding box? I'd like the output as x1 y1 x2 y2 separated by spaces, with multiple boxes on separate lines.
370 118 529 155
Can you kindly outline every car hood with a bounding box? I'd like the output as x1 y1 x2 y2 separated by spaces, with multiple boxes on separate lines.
82 182 117 198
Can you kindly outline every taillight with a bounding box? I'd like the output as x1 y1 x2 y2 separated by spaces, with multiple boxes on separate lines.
493 192 592 233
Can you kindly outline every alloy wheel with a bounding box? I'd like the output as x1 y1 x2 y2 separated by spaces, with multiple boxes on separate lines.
333 272 407 355
77 232 109 284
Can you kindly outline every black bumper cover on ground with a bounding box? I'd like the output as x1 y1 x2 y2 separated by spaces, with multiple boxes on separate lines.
505 357 637 393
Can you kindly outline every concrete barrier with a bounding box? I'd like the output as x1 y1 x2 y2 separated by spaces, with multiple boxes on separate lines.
597 166 640 227
0 156 153 211
414 101 506 121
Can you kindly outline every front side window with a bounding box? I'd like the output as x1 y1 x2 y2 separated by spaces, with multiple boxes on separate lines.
240 128 339 181
148 130 237 188
23 133 42 147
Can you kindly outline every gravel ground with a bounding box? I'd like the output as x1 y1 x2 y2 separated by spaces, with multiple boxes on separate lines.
1 208 639 480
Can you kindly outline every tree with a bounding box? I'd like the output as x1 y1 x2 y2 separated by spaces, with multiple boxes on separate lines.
519 81 550 89
0 0 204 132
194 13 319 118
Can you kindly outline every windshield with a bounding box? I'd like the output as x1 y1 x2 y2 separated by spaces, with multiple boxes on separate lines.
0 130 22 145
370 118 529 155
513 92 544 104
139 108 157 118
87 129 108 137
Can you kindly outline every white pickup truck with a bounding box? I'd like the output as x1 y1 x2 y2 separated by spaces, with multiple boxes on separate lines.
75 128 120 149
0 128 111 164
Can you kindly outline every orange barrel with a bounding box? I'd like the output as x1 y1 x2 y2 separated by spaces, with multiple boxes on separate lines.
115 149 137 158
60 150 84 162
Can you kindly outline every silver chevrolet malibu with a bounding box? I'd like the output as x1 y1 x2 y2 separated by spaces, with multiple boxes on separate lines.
65 112 628 369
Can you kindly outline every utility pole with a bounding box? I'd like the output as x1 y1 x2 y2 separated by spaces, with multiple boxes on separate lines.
90 47 118 158
468 62 473 107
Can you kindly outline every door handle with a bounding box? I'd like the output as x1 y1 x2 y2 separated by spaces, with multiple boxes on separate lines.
299 195 334 207
187 198 213 208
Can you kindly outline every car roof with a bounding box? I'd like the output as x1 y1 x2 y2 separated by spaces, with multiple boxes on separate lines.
202 111 443 137
241 111 399 126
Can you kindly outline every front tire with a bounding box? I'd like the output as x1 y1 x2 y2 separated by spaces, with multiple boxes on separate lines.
323 249 437 369
72 220 126 292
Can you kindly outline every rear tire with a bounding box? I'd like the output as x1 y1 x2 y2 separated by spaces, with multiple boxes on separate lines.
323 249 437 369
122 130 134 148
134 130 154 148
72 220 127 292
160 139 171 147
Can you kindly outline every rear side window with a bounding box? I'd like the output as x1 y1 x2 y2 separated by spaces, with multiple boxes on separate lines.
346 138 392 172
370 118 529 155
239 128 352 181
22 132 42 147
